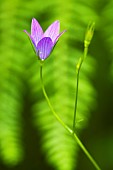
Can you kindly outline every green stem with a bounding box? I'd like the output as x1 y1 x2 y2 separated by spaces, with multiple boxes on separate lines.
73 46 88 131
73 61 81 132
73 133 101 170
39 61 101 170
40 61 73 134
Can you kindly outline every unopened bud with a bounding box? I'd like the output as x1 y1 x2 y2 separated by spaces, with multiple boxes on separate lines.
84 22 95 48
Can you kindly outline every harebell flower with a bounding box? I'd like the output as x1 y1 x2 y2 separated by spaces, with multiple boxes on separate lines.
24 18 66 60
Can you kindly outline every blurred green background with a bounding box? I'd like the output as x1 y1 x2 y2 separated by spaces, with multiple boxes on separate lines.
0 0 113 169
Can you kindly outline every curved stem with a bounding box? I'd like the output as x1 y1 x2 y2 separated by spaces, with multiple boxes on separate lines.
40 61 73 134
39 61 101 170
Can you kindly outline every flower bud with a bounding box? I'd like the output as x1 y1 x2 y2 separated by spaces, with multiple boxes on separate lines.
84 22 95 48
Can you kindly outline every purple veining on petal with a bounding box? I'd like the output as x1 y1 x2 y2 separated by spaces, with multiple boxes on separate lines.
54 30 66 45
31 18 43 45
44 20 60 43
24 18 66 60
37 37 53 60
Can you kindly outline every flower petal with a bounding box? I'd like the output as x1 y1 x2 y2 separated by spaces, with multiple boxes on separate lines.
44 20 60 43
31 18 43 45
54 30 66 44
37 37 53 60
24 30 37 48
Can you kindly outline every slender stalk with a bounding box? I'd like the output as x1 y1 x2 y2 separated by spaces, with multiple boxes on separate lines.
39 61 101 170
73 46 88 132
73 60 82 132
73 133 101 170
40 61 73 134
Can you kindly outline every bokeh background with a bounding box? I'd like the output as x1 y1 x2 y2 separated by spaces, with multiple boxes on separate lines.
0 0 113 170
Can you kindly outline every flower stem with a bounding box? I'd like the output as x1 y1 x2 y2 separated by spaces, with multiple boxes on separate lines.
73 133 101 170
73 60 82 132
39 61 101 170
73 22 95 131
73 46 88 132
40 61 72 134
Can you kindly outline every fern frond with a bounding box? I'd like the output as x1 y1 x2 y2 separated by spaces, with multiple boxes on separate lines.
101 0 113 83
0 0 27 165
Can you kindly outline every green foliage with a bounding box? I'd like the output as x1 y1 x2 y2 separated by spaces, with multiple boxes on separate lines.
0 0 113 170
